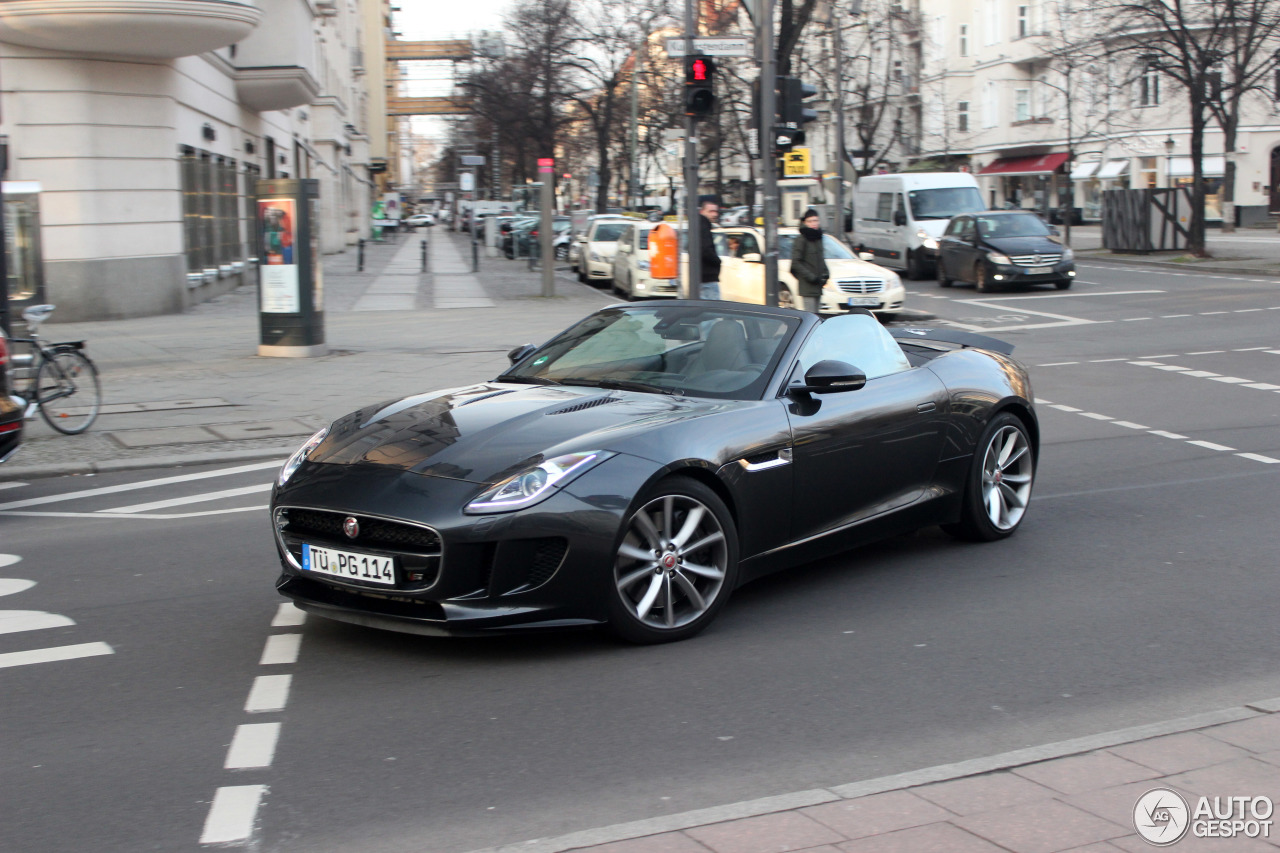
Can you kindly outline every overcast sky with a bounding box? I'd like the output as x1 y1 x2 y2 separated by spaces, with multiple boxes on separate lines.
393 0 513 42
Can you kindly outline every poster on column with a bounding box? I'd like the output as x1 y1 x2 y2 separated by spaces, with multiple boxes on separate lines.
259 197 300 313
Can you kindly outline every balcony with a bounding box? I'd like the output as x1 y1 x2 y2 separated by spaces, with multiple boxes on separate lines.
232 0 319 112
0 0 261 59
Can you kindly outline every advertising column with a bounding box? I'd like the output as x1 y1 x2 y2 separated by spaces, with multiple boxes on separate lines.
257 179 326 357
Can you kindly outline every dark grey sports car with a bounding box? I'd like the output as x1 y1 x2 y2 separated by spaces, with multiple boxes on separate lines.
271 302 1037 643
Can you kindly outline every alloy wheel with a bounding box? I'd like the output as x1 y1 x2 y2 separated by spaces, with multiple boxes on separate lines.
980 425 1033 530
614 494 728 630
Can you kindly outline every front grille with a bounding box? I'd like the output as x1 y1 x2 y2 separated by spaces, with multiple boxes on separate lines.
277 507 443 591
527 538 568 587
1009 253 1061 266
836 279 886 294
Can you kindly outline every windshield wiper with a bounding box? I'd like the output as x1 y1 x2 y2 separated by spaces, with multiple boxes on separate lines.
559 378 681 396
497 375 559 385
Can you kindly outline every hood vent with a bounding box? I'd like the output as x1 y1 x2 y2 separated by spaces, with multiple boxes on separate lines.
546 396 617 415
457 389 515 407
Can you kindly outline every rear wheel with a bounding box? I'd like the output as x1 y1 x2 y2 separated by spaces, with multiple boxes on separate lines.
36 348 101 435
943 412 1034 542
608 477 738 644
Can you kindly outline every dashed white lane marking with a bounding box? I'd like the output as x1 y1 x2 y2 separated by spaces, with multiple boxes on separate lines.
0 611 74 635
1122 317 1153 321
1040 361 1079 366
1187 350 1225 355
101 483 272 514
224 723 282 770
1162 314 1192 318
1 506 269 520
0 578 34 596
1182 370 1219 378
1033 354 1280 395
1036 399 1279 464
1210 376 1250 384
0 459 283 511
1089 358 1128 362
1201 311 1230 315
270 603 307 628
244 674 292 713
0 642 114 670
0 482 26 491
1234 345 1273 351
0 555 22 571
1152 364 1190 371
199 785 268 845
259 634 301 666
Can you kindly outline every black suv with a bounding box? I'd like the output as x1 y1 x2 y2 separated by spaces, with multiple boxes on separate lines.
937 210 1076 292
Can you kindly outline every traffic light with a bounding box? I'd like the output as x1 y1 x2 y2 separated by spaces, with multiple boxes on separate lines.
774 76 819 152
684 55 716 118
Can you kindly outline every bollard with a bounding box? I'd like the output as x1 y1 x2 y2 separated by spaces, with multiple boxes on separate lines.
357 238 365 272
472 240 479 273
420 237 427 272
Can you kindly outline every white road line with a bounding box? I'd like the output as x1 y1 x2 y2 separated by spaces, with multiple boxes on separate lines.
970 289 1166 299
1089 358 1128 362
1112 421 1150 430
1181 371 1220 378
245 674 291 713
0 642 114 670
1129 361 1166 367
0 483 27 491
224 723 282 770
1187 440 1236 452
1049 404 1082 412
0 506 269 520
1039 361 1079 366
1149 430 1189 440
1237 453 1280 464
1161 314 1192 318
0 578 35 596
1201 311 1230 315
1080 413 1113 420
1234 346 1272 350
0 554 23 570
1152 365 1191 371
1141 354 1179 358
0 610 74 635
259 634 302 666
1210 376 1250 384
0 460 284 512
1122 317 1152 322
1245 383 1280 390
199 785 267 845
1187 350 1225 355
102 483 272 514
950 299 1096 332
270 603 306 628
1235 309 1265 313
1268 350 1280 355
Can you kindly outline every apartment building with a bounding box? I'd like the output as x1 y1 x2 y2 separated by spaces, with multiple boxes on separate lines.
0 0 378 322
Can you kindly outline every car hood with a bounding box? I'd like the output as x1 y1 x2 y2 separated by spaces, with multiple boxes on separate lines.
306 383 736 484
983 235 1064 255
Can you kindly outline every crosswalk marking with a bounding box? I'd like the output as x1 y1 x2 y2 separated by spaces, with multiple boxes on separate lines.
101 483 273 514
224 723 282 770
199 785 268 845
0 642 114 669
0 459 283 512
0 611 74 635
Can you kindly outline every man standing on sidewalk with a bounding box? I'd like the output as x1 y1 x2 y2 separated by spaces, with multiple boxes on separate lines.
697 195 721 300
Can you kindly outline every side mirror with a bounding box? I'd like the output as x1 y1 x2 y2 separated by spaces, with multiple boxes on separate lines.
857 251 875 262
1048 225 1061 236
507 343 537 365
791 360 867 395
741 252 762 263
893 210 907 226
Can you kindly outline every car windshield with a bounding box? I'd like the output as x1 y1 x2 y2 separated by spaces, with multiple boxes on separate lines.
590 223 628 242
500 305 802 400
907 187 985 220
778 234 855 260
976 214 1051 238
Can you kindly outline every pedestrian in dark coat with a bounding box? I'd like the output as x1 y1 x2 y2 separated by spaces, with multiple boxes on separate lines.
791 208 829 312
697 195 721 299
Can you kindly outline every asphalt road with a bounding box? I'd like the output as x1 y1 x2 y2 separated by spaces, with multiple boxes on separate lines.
2 261 1278 852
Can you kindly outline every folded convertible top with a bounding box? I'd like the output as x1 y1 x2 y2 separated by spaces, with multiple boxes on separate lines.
889 326 1015 356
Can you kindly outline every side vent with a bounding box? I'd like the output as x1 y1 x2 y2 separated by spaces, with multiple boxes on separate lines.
547 397 617 415
458 389 515 407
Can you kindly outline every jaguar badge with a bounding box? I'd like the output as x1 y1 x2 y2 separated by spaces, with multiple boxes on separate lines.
343 516 359 539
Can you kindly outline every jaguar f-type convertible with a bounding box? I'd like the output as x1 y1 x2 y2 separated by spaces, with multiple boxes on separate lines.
271 302 1037 643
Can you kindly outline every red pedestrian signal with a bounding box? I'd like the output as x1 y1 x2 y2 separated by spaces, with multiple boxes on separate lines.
683 54 716 118
691 58 708 81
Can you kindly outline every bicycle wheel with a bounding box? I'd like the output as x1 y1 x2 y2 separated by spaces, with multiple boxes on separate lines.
36 348 101 435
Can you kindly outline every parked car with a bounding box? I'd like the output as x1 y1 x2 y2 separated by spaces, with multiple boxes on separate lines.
0 326 23 463
577 217 632 286
568 215 629 275
936 210 1076 292
510 216 571 258
405 213 435 228
270 302 1038 643
610 222 683 299
715 226 906 318
852 172 986 279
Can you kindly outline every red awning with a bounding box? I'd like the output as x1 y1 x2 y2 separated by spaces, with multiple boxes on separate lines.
978 152 1071 176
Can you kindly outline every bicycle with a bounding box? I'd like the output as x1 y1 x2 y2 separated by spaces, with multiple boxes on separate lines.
8 304 102 435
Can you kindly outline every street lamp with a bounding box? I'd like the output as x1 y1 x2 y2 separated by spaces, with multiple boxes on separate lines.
1164 135 1175 188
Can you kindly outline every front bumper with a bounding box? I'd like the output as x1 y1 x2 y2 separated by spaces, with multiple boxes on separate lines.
586 258 615 279
987 260 1076 284
632 275 679 297
270 460 642 635
821 284 907 315
0 396 23 463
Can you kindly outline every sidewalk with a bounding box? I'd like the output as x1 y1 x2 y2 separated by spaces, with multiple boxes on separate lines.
471 697 1280 853
0 229 611 480
1067 224 1280 278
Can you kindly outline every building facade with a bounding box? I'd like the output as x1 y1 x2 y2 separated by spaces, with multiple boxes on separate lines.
0 0 378 322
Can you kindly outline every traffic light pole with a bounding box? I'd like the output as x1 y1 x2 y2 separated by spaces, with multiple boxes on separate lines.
683 0 701 297
760 0 779 307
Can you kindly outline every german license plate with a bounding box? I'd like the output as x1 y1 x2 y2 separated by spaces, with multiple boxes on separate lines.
302 544 396 586
1025 265 1053 274
847 296 880 307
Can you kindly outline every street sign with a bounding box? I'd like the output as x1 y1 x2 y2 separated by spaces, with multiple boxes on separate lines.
460 155 485 166
783 148 812 177
460 172 475 192
665 36 751 57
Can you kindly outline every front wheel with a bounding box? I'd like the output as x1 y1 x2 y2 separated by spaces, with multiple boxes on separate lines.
937 257 953 287
943 412 1035 542
905 248 927 280
35 348 101 435
608 477 739 643
776 287 796 309
1054 279 1073 290
974 264 992 292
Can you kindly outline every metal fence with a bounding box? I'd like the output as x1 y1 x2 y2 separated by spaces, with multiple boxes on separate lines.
1102 187 1193 253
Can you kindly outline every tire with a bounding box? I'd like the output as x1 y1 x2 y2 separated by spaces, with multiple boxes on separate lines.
943 412 1035 542
937 257 953 287
776 287 796 309
578 269 588 284
1054 279 1072 290
974 264 992 292
35 348 101 435
905 248 927 280
608 476 739 644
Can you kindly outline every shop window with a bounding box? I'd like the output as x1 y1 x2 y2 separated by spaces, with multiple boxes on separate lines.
1139 157 1157 189
180 147 244 284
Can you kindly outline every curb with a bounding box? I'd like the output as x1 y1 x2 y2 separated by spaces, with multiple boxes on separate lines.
0 447 290 482
462 699 1279 853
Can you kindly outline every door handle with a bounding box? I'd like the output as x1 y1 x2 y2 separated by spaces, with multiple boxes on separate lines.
916 402 937 413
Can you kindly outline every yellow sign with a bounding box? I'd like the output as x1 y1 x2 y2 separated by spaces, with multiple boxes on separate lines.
783 148 811 177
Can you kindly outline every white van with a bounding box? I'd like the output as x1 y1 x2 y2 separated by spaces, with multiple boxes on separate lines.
852 173 985 279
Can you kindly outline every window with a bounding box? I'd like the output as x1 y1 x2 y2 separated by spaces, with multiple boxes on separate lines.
959 23 969 57
1015 88 1031 121
1017 5 1029 37
1205 63 1224 101
983 80 998 127
794 313 910 382
1139 64 1160 107
876 193 894 220
957 101 969 132
180 147 243 286
984 0 1000 45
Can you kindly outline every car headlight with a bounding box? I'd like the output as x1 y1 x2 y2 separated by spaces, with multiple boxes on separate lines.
637 258 650 271
1061 246 1075 261
278 427 329 486
465 451 614 513
916 229 938 250
988 251 1012 265
590 251 602 262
